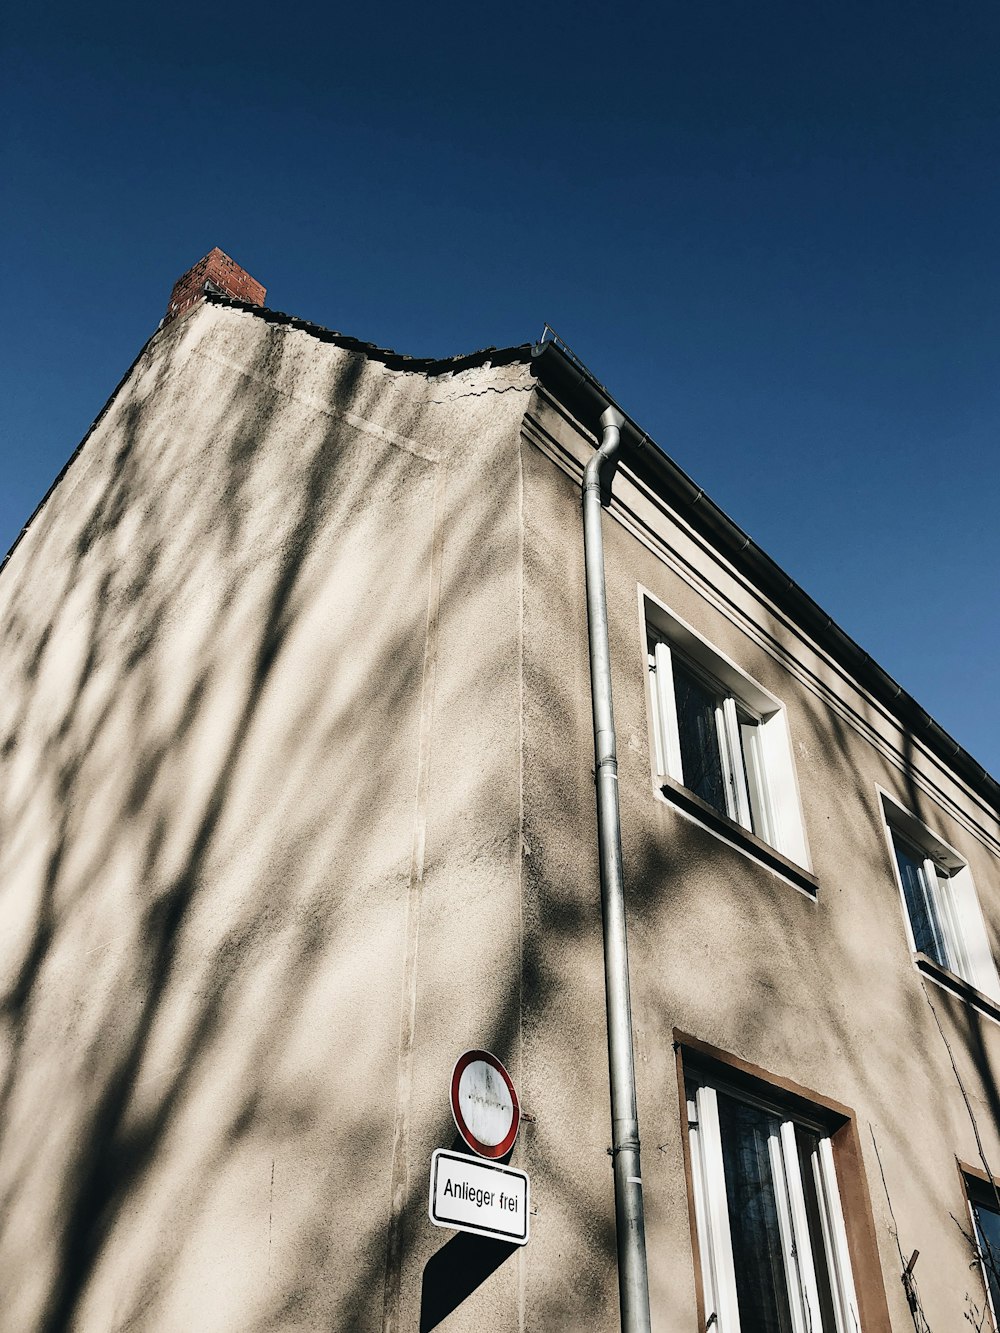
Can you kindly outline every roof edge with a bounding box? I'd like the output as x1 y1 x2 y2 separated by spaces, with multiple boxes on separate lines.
202 291 533 375
0 327 161 581
530 338 1000 815
6 303 994 812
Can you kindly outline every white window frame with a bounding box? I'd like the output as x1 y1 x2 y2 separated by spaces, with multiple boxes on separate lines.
878 790 1000 1005
686 1075 861 1333
644 598 809 869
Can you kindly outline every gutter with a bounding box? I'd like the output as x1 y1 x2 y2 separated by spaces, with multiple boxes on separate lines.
531 338 1000 816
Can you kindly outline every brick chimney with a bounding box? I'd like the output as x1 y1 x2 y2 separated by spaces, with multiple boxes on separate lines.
164 247 266 324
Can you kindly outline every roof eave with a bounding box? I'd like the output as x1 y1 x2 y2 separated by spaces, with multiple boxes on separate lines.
529 338 999 815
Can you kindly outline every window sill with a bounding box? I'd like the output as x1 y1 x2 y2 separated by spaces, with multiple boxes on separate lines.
914 953 1000 1024
656 773 819 899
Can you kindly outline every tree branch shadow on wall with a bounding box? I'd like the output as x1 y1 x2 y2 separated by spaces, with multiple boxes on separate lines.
4 316 997 1333
0 328 559 1331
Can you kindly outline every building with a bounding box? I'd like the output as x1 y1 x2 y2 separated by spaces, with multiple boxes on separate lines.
1 248 998 1332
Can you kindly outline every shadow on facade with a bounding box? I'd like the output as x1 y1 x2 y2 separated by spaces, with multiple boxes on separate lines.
0 327 549 1330
2 313 996 1331
419 1234 518 1331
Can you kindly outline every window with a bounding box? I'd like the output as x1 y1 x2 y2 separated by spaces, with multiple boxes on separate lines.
966 1175 1000 1328
880 793 1000 1006
656 645 772 841
645 604 809 870
891 830 969 978
686 1070 861 1333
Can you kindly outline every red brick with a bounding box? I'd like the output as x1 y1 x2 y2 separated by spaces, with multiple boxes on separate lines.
163 247 266 324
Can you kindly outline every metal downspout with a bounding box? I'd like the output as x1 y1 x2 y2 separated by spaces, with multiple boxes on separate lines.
583 407 652 1333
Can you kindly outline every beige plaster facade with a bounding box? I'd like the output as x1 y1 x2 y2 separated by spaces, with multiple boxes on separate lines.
1 289 998 1331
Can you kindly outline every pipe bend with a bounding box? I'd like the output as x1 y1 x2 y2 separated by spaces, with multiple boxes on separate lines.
585 406 626 489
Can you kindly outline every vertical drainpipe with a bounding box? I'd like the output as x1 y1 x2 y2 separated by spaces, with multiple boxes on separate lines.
583 407 652 1333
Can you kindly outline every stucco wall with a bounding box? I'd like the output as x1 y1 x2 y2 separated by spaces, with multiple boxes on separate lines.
0 302 535 1332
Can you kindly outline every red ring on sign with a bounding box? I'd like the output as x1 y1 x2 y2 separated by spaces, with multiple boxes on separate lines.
450 1049 520 1160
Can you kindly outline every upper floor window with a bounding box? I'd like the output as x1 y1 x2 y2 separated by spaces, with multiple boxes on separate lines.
656 643 772 840
891 829 969 977
645 599 809 871
880 792 1000 1006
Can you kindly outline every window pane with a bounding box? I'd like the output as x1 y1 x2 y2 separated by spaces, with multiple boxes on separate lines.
935 868 972 981
740 716 773 843
673 658 728 816
973 1198 1000 1315
796 1128 839 1333
716 1091 795 1333
893 836 948 968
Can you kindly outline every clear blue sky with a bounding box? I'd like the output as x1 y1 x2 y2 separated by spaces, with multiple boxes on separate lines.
2 2 999 776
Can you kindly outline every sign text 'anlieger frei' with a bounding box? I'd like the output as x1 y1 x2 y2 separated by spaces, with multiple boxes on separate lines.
428 1149 529 1245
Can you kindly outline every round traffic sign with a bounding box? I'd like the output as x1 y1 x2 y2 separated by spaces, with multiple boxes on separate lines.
450 1050 520 1159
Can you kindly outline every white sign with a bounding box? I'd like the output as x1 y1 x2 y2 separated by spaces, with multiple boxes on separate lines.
450 1050 520 1159
428 1149 530 1245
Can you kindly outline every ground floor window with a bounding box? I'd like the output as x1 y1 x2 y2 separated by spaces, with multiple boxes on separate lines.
686 1070 861 1333
966 1174 1000 1327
